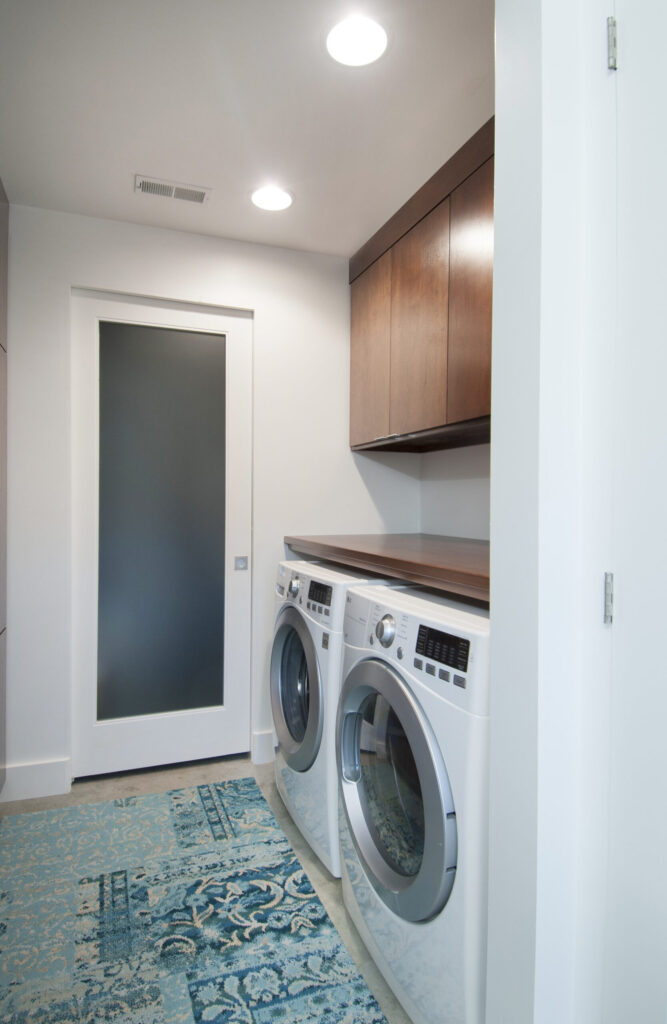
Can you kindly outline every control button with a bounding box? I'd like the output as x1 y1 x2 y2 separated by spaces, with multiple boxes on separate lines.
318 605 323 614
414 658 423 671
375 614 396 647
439 669 450 682
322 634 329 650
307 601 312 610
453 674 466 688
324 608 330 617
426 664 436 676
288 577 300 598
397 647 404 660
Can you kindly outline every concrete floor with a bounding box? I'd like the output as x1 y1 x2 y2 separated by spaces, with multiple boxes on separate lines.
0 754 413 1024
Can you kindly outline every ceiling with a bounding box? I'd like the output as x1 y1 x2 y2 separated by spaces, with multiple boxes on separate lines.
0 0 494 259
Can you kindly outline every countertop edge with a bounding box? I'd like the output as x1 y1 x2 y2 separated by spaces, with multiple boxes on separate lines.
284 534 490 604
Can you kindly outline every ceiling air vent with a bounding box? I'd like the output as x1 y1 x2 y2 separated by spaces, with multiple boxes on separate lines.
134 175 211 204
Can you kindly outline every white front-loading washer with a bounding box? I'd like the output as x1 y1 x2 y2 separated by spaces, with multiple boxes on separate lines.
336 584 490 1024
270 560 391 878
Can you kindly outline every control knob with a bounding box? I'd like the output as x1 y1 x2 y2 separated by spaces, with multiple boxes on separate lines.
375 614 396 647
288 576 301 599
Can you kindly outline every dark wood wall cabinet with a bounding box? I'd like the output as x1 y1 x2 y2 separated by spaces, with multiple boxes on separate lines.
349 118 494 453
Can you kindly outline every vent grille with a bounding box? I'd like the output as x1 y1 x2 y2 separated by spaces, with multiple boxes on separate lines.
134 175 211 204
173 186 207 203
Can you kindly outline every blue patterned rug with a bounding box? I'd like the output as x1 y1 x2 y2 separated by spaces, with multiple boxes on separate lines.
0 777 387 1023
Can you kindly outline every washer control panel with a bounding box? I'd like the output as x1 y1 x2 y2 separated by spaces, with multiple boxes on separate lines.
367 602 410 652
343 585 490 716
375 614 396 647
415 623 470 673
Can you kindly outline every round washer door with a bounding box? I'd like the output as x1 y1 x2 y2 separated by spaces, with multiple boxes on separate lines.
336 658 458 923
270 606 323 772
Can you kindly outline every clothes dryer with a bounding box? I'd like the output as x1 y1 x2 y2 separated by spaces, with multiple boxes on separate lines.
270 560 391 877
336 584 490 1024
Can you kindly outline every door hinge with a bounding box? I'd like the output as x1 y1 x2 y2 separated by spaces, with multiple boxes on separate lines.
604 572 614 624
607 16 618 71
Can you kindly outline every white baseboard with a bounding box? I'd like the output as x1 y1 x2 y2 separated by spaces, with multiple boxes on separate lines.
0 758 71 803
251 728 275 765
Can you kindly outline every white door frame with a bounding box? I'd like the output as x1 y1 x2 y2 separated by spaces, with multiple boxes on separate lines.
71 289 253 777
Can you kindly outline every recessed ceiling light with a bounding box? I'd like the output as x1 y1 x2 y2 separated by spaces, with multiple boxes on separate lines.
251 185 293 211
326 15 388 66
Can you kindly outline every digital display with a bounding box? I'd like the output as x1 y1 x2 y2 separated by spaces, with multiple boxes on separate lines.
308 581 333 607
416 624 470 673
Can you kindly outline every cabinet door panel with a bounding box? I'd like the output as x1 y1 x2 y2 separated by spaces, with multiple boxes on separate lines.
390 199 450 435
447 157 494 424
350 251 392 446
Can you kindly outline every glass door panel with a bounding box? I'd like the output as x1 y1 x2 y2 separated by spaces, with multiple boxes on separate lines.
98 322 226 720
357 692 425 878
278 627 310 743
338 659 457 922
270 607 322 772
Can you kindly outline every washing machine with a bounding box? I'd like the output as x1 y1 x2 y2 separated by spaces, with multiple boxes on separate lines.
270 560 392 878
336 584 490 1024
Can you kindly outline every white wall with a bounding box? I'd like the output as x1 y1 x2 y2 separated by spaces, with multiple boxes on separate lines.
489 1 617 1023
603 2 667 1019
487 1 541 1014
4 205 422 800
420 444 490 539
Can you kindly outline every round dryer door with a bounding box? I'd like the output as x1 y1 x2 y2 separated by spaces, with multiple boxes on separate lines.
337 658 458 922
270 606 323 772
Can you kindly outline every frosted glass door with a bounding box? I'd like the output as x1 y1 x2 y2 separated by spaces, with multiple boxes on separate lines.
71 292 252 778
98 322 226 720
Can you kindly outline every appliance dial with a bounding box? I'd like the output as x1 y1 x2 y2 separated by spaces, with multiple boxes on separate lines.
375 614 396 647
288 577 301 599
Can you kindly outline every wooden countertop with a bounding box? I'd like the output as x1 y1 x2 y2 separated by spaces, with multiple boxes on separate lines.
284 533 489 604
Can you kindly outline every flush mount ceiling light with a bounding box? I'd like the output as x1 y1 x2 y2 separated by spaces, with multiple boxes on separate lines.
326 14 388 66
251 185 293 211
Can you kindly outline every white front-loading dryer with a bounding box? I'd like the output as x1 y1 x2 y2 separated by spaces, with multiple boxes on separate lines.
336 584 490 1024
270 560 391 878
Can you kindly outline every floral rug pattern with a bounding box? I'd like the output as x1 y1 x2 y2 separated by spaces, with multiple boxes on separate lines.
0 777 386 1023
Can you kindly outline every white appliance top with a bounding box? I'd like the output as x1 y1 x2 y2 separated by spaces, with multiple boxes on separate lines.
278 559 385 587
276 560 389 633
346 583 489 628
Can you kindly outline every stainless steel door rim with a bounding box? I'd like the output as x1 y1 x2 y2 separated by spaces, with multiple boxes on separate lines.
271 605 323 772
337 657 458 922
